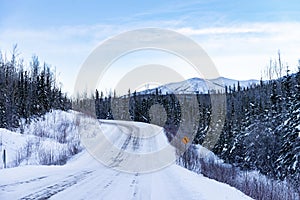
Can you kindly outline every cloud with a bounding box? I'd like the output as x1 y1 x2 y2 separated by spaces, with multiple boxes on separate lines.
176 22 300 36
1 21 300 94
178 22 300 80
176 27 262 35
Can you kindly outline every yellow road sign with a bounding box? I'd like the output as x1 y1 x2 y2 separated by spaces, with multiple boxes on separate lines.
182 136 190 144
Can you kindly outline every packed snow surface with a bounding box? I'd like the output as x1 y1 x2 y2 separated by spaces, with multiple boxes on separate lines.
0 115 252 200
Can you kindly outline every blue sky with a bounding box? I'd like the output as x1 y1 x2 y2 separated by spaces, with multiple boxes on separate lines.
1 0 299 27
1 0 300 95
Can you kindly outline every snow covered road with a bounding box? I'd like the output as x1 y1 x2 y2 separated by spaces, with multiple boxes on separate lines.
0 120 252 200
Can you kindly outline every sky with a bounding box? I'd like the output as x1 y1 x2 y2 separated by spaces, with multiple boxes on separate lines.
0 0 300 95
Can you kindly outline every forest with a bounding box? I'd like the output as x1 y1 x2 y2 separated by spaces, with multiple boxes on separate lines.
0 47 71 130
95 65 300 190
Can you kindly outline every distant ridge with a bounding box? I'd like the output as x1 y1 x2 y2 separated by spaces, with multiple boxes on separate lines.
139 77 260 94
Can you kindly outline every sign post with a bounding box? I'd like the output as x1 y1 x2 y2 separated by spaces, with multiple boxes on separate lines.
182 136 190 168
2 149 6 169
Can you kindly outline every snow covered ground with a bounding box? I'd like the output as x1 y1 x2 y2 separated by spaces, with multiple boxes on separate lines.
0 150 252 200
0 112 252 199
0 110 82 168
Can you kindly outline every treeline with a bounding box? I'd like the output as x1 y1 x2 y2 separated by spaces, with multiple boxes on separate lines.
0 48 71 130
95 89 204 146
95 68 300 190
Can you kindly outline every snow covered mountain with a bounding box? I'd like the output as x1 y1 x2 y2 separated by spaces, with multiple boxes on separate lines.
140 77 259 94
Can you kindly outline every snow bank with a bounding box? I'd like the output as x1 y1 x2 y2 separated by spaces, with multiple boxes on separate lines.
0 110 83 168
